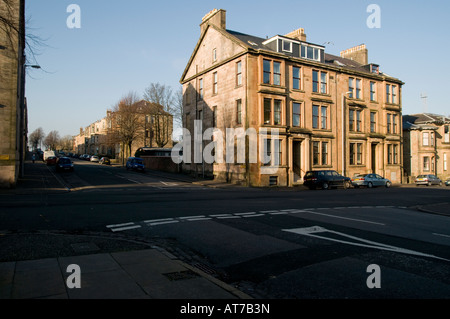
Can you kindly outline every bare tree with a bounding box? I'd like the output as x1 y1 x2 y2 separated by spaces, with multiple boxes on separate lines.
111 92 143 159
58 135 74 152
43 130 60 151
173 86 183 128
143 83 174 114
28 127 44 151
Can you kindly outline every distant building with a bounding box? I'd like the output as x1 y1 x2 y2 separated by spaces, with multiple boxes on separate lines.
0 0 26 188
73 100 173 161
180 9 404 186
403 113 450 182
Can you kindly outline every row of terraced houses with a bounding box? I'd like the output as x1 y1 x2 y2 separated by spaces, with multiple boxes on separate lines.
179 9 450 187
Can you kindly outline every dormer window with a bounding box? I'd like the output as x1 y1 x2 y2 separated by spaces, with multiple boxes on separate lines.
301 44 322 62
282 40 292 53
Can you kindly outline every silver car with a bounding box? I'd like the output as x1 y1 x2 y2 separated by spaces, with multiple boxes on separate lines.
352 174 392 188
415 174 442 186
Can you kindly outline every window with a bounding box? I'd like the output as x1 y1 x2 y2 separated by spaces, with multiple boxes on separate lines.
236 61 242 86
387 114 392 133
213 106 217 127
292 66 301 90
282 40 292 52
370 82 376 101
197 109 203 121
370 112 376 133
313 105 319 129
264 139 281 166
349 110 355 132
213 72 218 95
273 62 281 86
350 143 363 165
263 59 271 84
313 141 320 165
213 48 217 62
356 79 362 99
292 102 301 127
431 132 435 146
313 105 328 130
423 132 429 146
386 84 391 103
393 144 398 164
392 114 398 134
356 110 362 132
199 78 203 99
387 144 393 164
236 99 242 125
321 106 328 129
423 156 430 171
349 78 354 98
264 98 271 124
274 100 281 125
263 59 281 86
321 142 328 165
301 44 321 61
313 70 327 94
392 85 397 104
263 98 283 126
445 125 450 143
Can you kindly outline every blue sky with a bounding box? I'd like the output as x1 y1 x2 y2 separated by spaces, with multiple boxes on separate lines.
25 0 450 138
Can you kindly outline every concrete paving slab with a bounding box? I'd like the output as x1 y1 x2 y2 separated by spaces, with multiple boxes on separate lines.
11 267 66 299
58 253 121 274
112 249 186 273
143 277 237 299
15 257 59 272
65 269 150 299
0 262 15 298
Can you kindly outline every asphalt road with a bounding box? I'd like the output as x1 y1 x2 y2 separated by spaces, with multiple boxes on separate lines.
1 159 450 299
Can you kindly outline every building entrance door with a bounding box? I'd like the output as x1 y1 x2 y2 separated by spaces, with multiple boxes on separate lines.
371 143 377 173
293 141 302 182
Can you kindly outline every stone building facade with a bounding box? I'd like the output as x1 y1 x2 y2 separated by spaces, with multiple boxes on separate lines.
180 9 404 186
0 0 26 188
403 113 450 183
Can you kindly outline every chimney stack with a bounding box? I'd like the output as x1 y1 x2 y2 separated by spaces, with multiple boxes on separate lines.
284 28 307 42
340 44 368 65
200 9 226 34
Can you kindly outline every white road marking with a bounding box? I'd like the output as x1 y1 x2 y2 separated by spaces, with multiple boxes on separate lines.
209 214 232 217
106 222 135 228
160 181 179 186
284 226 449 262
148 220 179 226
242 214 265 218
127 179 140 184
294 210 385 225
234 212 257 216
433 233 450 238
144 218 174 223
110 225 141 232
179 215 205 220
186 217 212 221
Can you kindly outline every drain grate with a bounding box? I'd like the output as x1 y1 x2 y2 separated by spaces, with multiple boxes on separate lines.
192 263 217 275
163 270 199 281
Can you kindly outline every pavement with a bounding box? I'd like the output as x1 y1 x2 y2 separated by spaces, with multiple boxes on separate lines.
0 160 252 300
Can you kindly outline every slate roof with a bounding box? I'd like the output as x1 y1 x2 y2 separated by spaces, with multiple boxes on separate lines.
225 29 388 78
403 113 450 130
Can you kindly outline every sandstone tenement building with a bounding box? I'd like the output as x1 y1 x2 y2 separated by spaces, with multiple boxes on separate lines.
180 9 404 187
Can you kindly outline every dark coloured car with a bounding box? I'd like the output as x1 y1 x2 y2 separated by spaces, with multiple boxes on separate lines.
303 170 351 190
99 157 111 165
445 179 450 187
46 156 57 166
415 174 442 186
126 157 145 172
352 174 392 188
56 157 74 172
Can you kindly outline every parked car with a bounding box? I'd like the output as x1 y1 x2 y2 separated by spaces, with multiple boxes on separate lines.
43 150 56 161
352 174 392 188
45 156 57 166
55 157 74 172
90 155 100 163
303 170 351 190
126 157 145 172
415 174 442 186
445 178 450 187
99 157 111 165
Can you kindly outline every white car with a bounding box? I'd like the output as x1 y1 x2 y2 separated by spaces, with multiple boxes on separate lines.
90 156 100 162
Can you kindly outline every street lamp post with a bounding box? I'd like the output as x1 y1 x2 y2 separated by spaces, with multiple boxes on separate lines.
342 91 351 177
